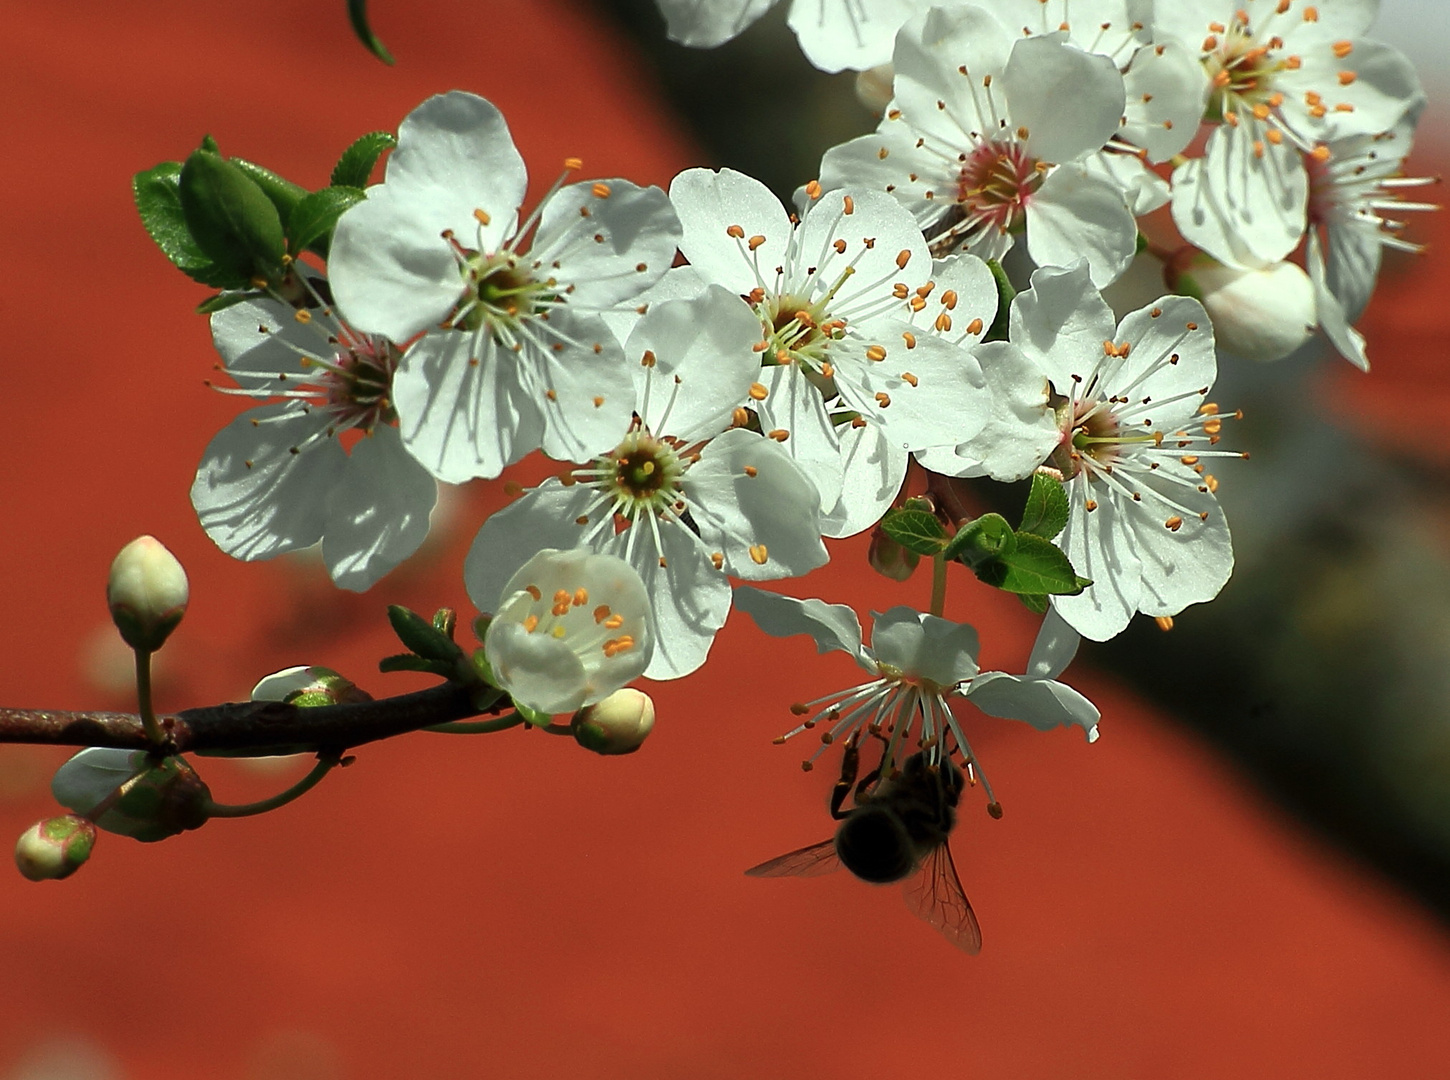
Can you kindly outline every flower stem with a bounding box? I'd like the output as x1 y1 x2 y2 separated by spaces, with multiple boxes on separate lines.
425 713 526 735
202 754 340 818
134 649 165 746
931 553 948 618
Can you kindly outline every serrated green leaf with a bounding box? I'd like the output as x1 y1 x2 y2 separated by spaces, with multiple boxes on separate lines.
985 259 1015 343
287 185 366 258
230 159 308 230
347 0 395 64
880 507 949 556
178 148 286 285
1017 592 1051 614
979 532 1087 596
1019 471 1070 540
944 512 1015 565
387 605 465 663
132 162 250 289
332 131 397 188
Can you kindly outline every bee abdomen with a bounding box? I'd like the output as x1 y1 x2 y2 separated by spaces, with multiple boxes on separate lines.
835 807 916 884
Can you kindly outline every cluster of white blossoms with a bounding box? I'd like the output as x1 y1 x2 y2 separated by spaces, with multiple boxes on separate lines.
186 0 1431 798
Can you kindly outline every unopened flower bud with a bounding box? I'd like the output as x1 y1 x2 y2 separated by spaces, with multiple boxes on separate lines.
854 63 894 113
571 688 656 755
52 748 212 842
868 525 919 582
1171 254 1315 362
107 536 189 651
14 815 96 881
251 665 372 707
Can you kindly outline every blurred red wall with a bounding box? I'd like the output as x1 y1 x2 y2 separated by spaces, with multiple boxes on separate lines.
1 1 1448 1077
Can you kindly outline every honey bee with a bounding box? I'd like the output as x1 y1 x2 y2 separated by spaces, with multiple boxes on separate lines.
745 743 982 954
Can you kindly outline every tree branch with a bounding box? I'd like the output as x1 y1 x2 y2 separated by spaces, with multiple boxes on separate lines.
0 681 490 756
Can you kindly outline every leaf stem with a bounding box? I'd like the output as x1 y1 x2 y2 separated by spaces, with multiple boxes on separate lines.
931 553 948 618
202 754 340 818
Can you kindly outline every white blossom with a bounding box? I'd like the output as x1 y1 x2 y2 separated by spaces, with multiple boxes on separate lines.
190 293 437 592
466 288 829 680
329 91 681 483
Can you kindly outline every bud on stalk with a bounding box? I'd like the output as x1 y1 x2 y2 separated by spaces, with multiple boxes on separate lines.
14 815 96 881
107 536 189 652
571 689 656 755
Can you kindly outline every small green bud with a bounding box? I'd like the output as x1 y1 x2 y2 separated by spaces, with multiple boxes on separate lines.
14 815 96 881
571 689 656 755
107 536 189 651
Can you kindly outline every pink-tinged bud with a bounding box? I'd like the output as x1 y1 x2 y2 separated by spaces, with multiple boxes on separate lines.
868 524 919 582
1171 254 1315 362
571 688 656 755
15 815 96 881
106 536 189 651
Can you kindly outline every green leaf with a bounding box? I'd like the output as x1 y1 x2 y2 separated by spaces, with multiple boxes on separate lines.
976 532 1089 596
944 512 1015 565
230 159 308 230
195 290 264 315
332 131 397 188
432 607 457 640
1017 592 1051 614
287 185 366 258
386 605 465 663
879 507 949 557
132 162 250 289
984 259 1015 343
347 0 395 64
1019 471 1070 540
378 653 454 676
178 147 286 285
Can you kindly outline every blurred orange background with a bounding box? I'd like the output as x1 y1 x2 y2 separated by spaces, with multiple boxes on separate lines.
2 1 1448 1077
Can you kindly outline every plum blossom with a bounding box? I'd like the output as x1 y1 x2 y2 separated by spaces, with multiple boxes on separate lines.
328 91 681 483
483 549 654 716
191 291 437 592
670 167 993 536
466 288 829 680
818 4 1137 286
1010 263 1241 640
733 588 1100 807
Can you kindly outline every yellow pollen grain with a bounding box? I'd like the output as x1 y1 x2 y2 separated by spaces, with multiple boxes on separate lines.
749 382 769 401
1267 129 1284 145
895 249 912 269
294 309 312 324
727 224 745 239
592 182 612 198
749 544 769 565
1155 616 1175 632
1333 40 1353 58
935 313 953 332
966 317 984 335
1181 455 1200 465
572 588 589 607
875 392 891 407
941 290 958 310
1252 103 1271 120
1165 516 1184 531
1085 499 1098 512
820 362 835 378
593 604 612 624
565 157 583 170
901 372 919 387
744 465 758 477
546 389 558 401
768 429 789 442
523 614 540 633
1338 70 1357 85
866 344 887 361
732 407 750 427
525 584 542 601
843 195 855 214
473 208 491 227
1303 6 1319 21
711 552 724 570
551 625 567 639
748 235 767 251
805 180 823 199
909 296 926 311
834 239 847 254
902 331 917 348
1200 402 1219 414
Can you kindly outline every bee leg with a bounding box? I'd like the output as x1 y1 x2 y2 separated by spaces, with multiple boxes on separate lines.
829 741 862 820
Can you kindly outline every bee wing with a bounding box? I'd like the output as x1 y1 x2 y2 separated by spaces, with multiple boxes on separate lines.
901 842 982 955
744 839 840 878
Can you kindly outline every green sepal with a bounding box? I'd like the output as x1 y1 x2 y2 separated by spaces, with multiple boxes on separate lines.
972 532 1090 596
386 605 465 663
467 647 499 689
132 162 250 289
944 512 1015 565
178 147 287 286
195 289 265 315
286 185 366 259
230 159 308 230
1017 592 1051 614
1018 471 1070 540
514 702 552 727
984 259 1015 343
347 0 395 64
378 653 455 677
1135 230 1150 256
879 507 949 557
332 131 397 188
432 608 457 640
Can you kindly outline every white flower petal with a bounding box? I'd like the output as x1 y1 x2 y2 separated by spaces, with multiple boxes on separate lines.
823 419 909 539
754 363 844 512
464 481 600 615
1009 262 1118 389
1111 295 1217 426
191 405 346 561
1309 230 1369 370
967 671 1100 739
1052 476 1142 641
892 5 1014 148
787 0 921 73
533 180 681 309
1026 168 1138 288
1004 34 1126 165
868 607 979 685
532 311 637 465
686 427 829 579
1025 607 1081 679
1120 40 1208 162
322 425 438 591
1120 462 1233 618
612 527 732 680
656 0 777 47
732 586 866 663
671 167 795 296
